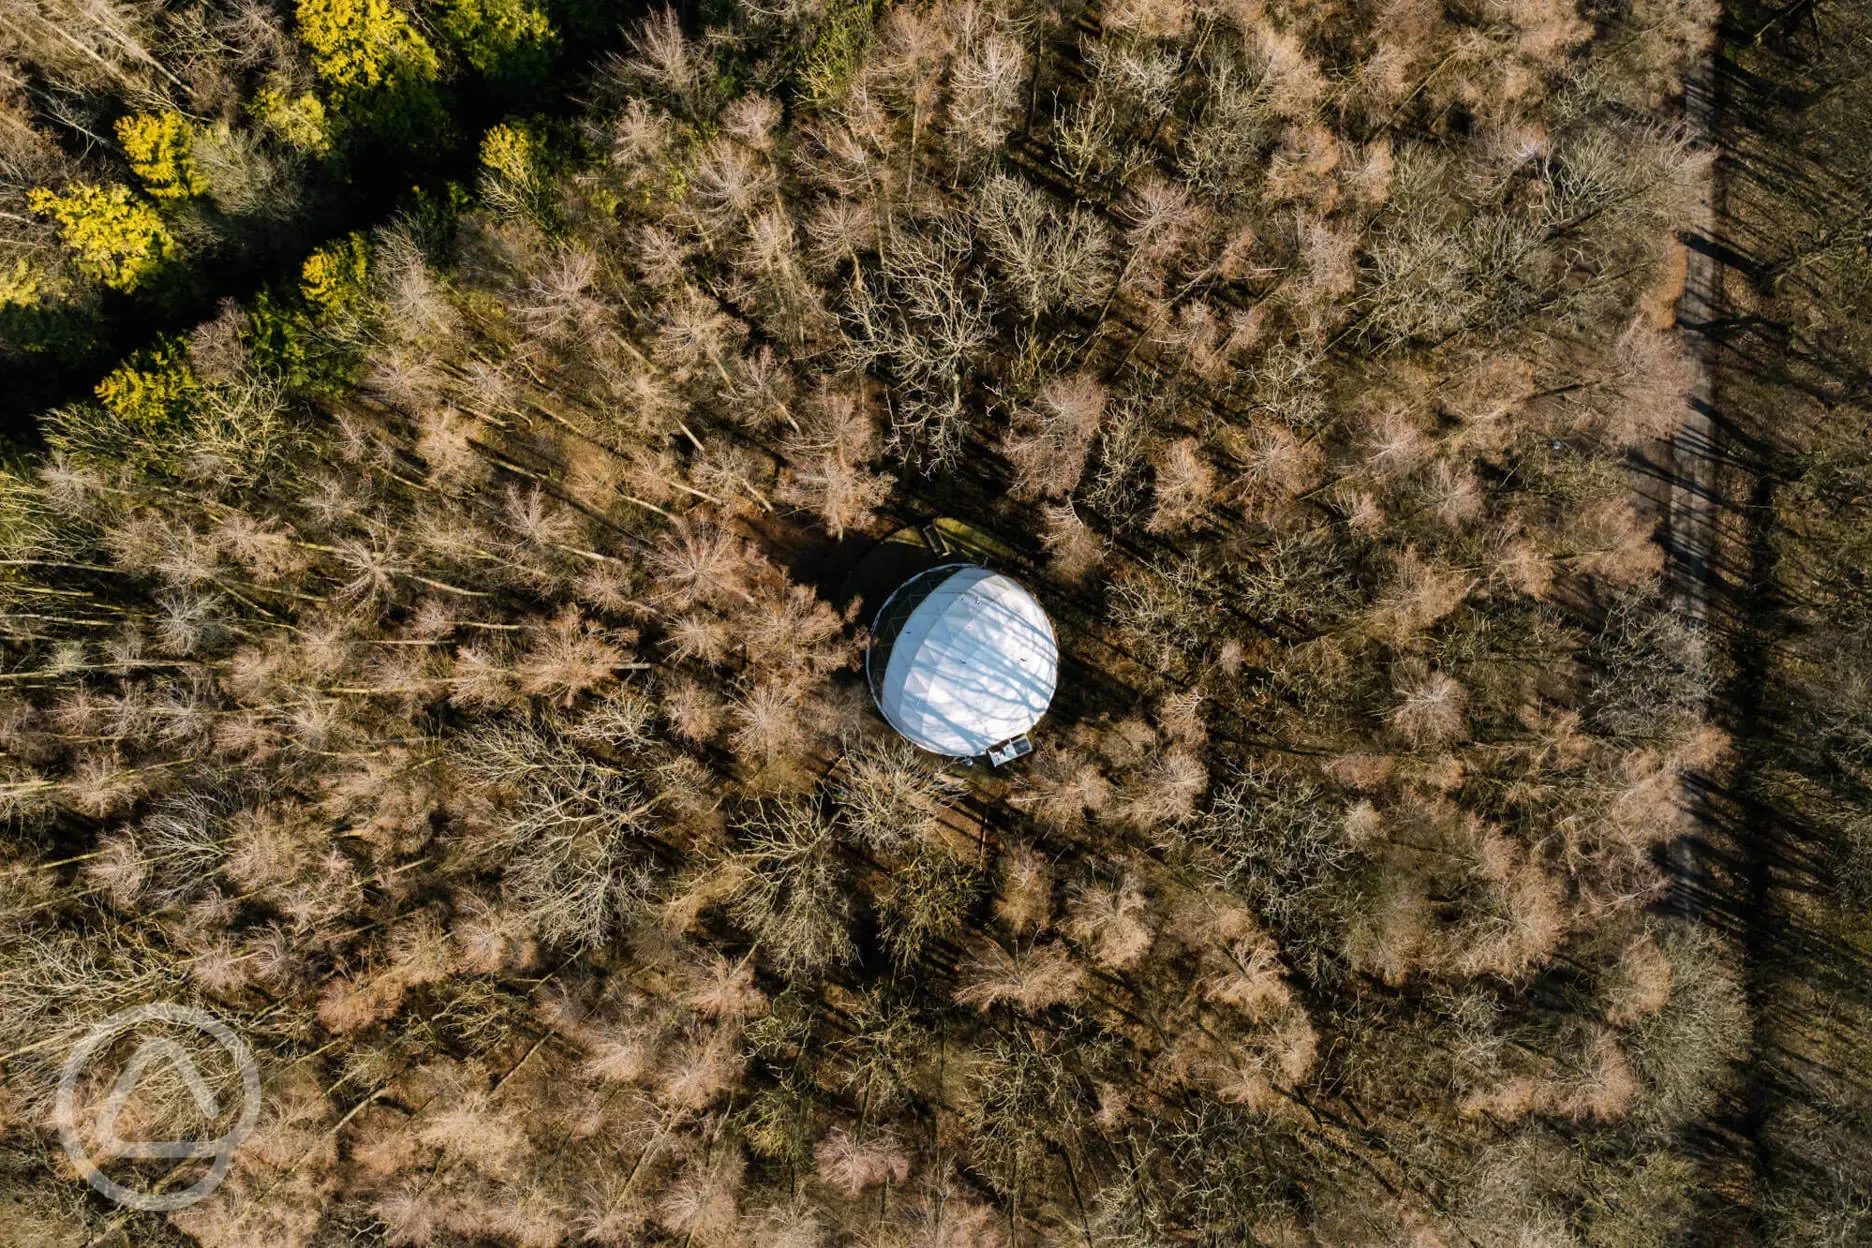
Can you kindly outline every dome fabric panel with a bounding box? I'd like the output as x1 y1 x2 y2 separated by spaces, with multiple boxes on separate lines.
873 566 1057 757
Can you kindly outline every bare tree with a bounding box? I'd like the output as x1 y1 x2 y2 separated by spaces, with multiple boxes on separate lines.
1145 438 1216 534
727 802 855 977
1000 373 1106 499
953 939 1085 1010
976 174 1112 319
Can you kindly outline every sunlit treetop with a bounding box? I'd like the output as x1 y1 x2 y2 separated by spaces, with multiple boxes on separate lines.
26 183 177 293
295 0 440 100
478 120 559 220
94 336 202 426
115 112 205 200
250 88 334 156
301 232 372 315
479 121 538 185
0 258 45 311
436 0 558 92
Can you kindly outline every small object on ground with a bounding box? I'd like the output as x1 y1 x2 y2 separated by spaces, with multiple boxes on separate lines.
986 735 1034 767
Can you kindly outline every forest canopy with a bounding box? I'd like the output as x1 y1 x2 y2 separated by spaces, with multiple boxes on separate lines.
0 0 1745 1243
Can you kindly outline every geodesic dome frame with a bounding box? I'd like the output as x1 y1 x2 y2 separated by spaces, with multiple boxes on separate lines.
864 563 1058 758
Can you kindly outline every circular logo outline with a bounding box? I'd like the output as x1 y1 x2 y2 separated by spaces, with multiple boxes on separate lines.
55 1003 260 1212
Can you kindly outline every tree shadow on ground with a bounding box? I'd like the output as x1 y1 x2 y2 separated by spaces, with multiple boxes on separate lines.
1659 3 1872 1235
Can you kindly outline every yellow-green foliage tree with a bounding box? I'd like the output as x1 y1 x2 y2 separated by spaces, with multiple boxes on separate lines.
250 88 334 156
0 257 95 362
239 233 373 394
297 0 439 97
300 231 371 314
800 0 882 106
479 121 536 182
94 336 201 425
27 184 177 293
436 0 557 93
477 120 551 219
295 0 442 138
0 259 44 318
115 112 205 200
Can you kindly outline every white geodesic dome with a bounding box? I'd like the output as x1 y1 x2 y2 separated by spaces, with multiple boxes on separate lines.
865 564 1058 758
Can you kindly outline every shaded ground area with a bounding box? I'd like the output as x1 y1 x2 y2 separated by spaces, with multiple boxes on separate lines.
833 518 1023 617
1666 0 1872 1237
